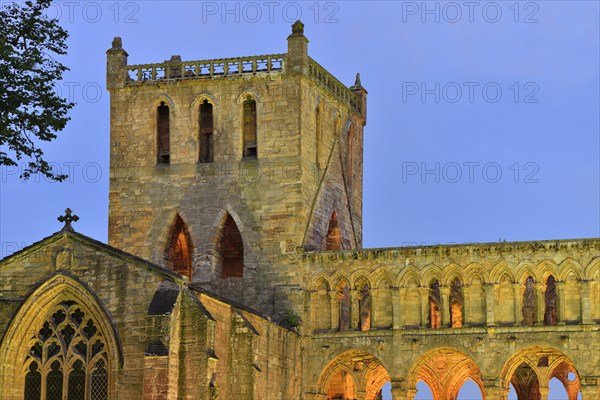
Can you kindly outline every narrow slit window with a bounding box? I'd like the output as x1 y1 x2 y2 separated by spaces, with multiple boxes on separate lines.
429 280 441 329
199 100 214 163
243 97 257 158
544 275 558 326
157 102 170 164
450 278 463 328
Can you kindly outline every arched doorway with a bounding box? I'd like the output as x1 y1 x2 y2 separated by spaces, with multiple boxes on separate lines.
317 350 390 400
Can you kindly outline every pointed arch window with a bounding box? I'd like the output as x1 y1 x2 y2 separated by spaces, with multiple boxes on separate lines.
357 282 371 331
450 278 463 328
156 102 170 164
325 211 341 250
243 97 257 158
337 281 351 331
165 216 193 279
219 213 244 277
544 275 558 326
522 276 536 326
429 280 441 329
23 301 109 400
199 100 214 163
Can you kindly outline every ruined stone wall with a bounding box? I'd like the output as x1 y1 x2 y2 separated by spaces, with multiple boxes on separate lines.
300 239 600 399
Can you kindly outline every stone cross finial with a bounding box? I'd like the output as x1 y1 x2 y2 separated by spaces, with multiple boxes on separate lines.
111 36 122 49
58 208 79 232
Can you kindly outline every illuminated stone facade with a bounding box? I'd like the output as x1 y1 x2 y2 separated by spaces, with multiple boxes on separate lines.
0 22 598 400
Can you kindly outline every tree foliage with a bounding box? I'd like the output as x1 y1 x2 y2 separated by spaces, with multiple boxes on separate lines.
0 0 73 181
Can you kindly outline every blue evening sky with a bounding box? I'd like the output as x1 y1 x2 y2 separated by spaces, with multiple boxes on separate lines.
1 1 598 253
0 1 597 398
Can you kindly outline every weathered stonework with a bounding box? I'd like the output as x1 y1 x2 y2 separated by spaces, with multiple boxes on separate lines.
0 22 598 400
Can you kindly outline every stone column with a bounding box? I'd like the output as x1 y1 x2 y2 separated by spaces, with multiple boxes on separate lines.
329 290 338 330
538 386 549 400
392 287 401 329
441 286 450 327
484 284 496 326
106 37 129 90
482 379 508 400
462 284 470 326
419 287 429 328
306 291 315 332
535 283 545 325
556 282 566 324
581 280 592 324
390 380 414 400
370 288 380 327
351 289 361 330
513 283 523 325
355 390 366 400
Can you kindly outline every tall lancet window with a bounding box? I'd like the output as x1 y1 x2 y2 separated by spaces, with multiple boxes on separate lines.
156 102 170 164
199 100 214 163
243 97 257 158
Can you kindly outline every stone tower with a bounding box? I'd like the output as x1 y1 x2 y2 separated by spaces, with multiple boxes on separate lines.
106 22 367 313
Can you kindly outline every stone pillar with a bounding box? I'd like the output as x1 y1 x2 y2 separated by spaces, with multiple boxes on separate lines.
482 379 508 400
285 20 309 75
329 290 338 330
581 281 592 324
484 284 496 326
513 283 523 325
535 283 545 325
392 287 401 329
441 286 450 327
418 287 429 328
538 386 549 400
356 390 366 400
462 284 470 326
351 289 362 330
556 282 566 324
370 288 380 327
106 37 129 90
390 380 414 400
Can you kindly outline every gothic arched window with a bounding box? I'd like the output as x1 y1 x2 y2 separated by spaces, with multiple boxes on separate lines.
544 275 558 326
23 301 109 400
242 97 257 158
522 276 536 326
156 102 170 164
219 213 244 277
450 278 463 328
199 100 214 163
165 216 193 279
429 280 441 329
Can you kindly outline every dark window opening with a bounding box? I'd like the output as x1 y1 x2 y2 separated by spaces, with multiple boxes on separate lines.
450 278 463 328
157 102 170 164
522 276 536 326
219 214 244 277
325 211 341 250
338 282 350 331
243 97 257 158
199 100 214 163
358 283 371 331
544 275 558 326
429 280 441 329
165 216 193 279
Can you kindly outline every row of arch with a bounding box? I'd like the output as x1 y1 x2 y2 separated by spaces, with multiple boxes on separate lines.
307 258 600 290
307 260 600 331
165 212 244 279
154 92 257 165
317 347 584 400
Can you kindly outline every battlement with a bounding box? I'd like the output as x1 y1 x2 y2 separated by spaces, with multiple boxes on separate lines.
115 53 360 114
